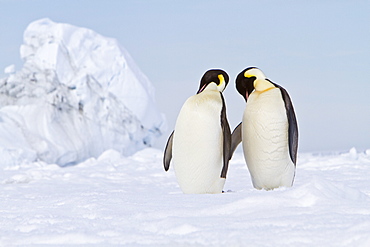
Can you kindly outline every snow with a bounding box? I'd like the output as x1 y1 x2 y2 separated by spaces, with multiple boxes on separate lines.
1 19 369 246
1 147 370 246
0 18 165 167
4 64 15 74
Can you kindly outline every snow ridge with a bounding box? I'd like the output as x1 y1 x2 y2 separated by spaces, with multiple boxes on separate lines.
0 18 165 166
1 148 370 246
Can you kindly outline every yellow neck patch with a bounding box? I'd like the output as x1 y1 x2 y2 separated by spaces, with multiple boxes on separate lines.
260 87 275 93
216 74 226 92
244 71 254 78
254 79 275 92
218 74 225 85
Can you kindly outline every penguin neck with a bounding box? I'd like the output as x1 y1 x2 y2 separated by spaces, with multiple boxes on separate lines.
254 79 275 93
202 82 220 93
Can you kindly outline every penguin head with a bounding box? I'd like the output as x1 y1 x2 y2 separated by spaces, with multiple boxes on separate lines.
197 69 229 94
236 67 275 101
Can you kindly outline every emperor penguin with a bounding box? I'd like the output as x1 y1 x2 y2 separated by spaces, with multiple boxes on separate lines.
232 67 298 190
163 69 232 194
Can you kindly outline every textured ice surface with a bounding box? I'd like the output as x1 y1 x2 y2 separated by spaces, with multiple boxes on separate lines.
0 18 165 166
0 148 370 246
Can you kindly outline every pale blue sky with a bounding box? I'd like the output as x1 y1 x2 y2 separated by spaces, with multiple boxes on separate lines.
1 0 369 152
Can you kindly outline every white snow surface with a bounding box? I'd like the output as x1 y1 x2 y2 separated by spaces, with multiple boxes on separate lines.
1 147 370 246
1 19 369 246
0 18 165 166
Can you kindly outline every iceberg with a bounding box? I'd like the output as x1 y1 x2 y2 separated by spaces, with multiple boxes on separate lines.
0 18 166 166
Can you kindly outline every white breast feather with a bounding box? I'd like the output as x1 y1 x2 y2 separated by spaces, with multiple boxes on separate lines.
242 88 295 190
172 88 225 194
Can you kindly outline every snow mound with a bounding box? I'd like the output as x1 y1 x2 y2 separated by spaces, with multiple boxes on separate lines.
0 18 165 166
1 149 370 246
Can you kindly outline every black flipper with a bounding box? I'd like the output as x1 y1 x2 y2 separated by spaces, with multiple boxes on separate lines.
220 93 231 179
163 131 174 171
271 82 298 165
230 122 242 159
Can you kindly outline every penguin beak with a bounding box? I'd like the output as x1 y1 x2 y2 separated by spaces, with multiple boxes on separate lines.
245 91 249 101
197 83 208 94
